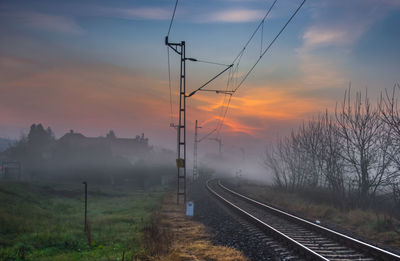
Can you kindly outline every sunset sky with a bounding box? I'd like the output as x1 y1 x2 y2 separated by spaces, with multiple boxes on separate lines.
1 0 400 161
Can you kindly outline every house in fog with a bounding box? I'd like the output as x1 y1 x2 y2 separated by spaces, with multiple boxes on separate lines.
55 130 151 164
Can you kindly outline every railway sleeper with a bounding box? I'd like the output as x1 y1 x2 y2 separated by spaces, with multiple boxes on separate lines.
208 180 400 261
320 253 366 259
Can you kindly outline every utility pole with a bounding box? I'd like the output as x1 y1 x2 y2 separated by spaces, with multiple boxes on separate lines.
209 137 222 158
83 181 87 232
193 120 202 181
165 36 188 204
165 35 231 204
163 0 305 205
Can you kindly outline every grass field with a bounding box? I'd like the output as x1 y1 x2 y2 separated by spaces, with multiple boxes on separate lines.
0 181 165 261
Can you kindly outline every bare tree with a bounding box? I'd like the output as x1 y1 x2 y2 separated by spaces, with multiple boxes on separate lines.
335 88 391 205
265 113 344 193
379 84 400 212
264 86 400 210
380 84 400 172
264 133 308 191
264 144 289 189
319 111 346 196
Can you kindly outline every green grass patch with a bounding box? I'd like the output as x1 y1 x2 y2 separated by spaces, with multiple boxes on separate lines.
0 181 164 260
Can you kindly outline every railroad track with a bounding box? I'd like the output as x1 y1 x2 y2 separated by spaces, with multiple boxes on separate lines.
206 179 400 261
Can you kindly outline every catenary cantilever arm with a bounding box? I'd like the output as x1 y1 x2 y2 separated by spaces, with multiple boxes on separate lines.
187 64 233 97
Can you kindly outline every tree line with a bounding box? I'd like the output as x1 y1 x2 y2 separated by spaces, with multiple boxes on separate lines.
1 124 176 186
264 84 400 211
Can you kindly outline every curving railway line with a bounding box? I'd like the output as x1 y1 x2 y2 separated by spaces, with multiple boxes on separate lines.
206 179 400 261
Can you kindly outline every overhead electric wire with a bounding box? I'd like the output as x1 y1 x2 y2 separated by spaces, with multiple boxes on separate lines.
213 51 242 136
231 0 278 65
215 95 229 134
198 128 217 142
166 0 180 127
164 0 306 151
233 0 306 92
167 47 174 125
212 50 241 138
213 0 306 139
216 94 232 137
233 51 244 89
214 64 237 138
167 0 179 37
199 67 232 144
197 68 233 139
165 0 233 139
214 66 234 137
261 20 264 57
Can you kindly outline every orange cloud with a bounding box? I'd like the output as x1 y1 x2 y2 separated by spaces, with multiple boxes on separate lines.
0 53 337 147
186 83 333 140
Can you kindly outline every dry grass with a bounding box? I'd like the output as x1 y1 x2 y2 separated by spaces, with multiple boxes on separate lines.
144 192 248 261
236 182 400 250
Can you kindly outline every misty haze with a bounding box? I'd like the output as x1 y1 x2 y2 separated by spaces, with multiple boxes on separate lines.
1 0 400 260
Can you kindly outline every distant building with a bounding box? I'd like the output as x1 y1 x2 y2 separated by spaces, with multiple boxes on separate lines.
57 130 151 164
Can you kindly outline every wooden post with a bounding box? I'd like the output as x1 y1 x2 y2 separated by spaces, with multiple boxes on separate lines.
83 181 87 232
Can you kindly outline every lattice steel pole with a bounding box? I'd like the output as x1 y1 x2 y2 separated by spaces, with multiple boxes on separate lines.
165 37 187 204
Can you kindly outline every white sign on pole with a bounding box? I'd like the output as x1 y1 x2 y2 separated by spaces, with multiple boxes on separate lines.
186 201 194 216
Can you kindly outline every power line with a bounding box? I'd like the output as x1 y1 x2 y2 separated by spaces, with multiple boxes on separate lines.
167 0 179 37
216 94 232 137
212 51 241 138
231 0 278 65
260 20 264 57
213 51 242 136
213 68 233 138
187 0 277 134
213 0 306 139
198 128 217 142
167 47 174 125
207 61 234 133
215 94 229 132
233 0 306 92
165 0 306 164
166 0 179 126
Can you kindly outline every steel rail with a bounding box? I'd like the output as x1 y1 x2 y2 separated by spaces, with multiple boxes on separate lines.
206 179 329 260
218 180 400 261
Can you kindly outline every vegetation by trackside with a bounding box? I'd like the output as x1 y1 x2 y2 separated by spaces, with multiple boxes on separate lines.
264 86 400 223
0 181 165 261
233 181 400 250
138 191 248 261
